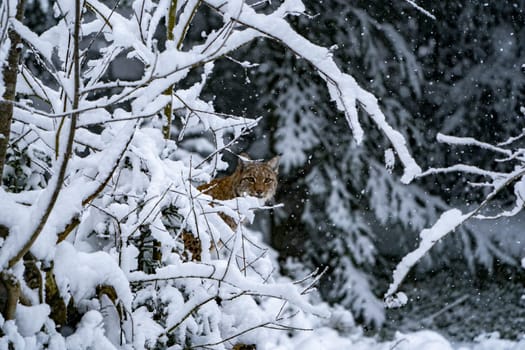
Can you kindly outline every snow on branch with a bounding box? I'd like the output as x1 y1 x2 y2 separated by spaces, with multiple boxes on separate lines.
384 209 470 307
419 164 507 179
437 133 513 156
129 262 329 317
204 0 422 183
402 0 436 20
386 128 525 307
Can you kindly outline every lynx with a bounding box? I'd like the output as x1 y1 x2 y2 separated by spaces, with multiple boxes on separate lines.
182 154 279 261
197 154 279 202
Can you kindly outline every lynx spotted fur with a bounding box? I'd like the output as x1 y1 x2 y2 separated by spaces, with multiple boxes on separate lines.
182 154 279 261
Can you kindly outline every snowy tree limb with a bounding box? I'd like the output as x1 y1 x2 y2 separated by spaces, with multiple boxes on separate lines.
402 0 436 20
204 0 422 183
129 262 329 317
6 0 82 269
0 0 25 185
386 128 525 307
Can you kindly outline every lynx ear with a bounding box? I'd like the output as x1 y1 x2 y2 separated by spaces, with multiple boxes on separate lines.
236 153 251 171
238 153 251 162
266 156 280 172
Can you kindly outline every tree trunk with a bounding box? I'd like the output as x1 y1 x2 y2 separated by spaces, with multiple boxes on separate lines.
0 0 26 186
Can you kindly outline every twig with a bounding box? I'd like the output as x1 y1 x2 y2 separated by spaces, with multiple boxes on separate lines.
0 0 26 185
420 294 469 326
301 266 328 295
164 295 217 334
402 0 436 20
390 338 407 350
189 321 271 348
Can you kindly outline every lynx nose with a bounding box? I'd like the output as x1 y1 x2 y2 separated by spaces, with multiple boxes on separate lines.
255 190 264 197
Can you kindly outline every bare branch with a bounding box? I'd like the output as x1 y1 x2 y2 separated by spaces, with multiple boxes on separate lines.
0 0 25 185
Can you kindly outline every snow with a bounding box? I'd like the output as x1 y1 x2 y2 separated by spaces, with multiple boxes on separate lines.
14 304 50 337
10 20 54 61
385 209 470 305
65 311 118 350
436 133 512 156
385 148 395 173
420 163 506 179
54 241 133 308
403 0 436 20
203 0 422 182
129 260 329 317
391 331 454 350
277 328 525 350
171 0 201 48
2 0 523 348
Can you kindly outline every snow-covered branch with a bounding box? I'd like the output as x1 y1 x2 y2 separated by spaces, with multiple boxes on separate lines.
205 0 422 183
402 0 436 20
386 127 525 307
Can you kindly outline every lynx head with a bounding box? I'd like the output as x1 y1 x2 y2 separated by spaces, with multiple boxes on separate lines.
234 154 279 202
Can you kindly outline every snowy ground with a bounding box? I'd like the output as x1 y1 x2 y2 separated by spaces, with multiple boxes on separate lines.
363 266 525 350
257 267 525 350
290 328 525 350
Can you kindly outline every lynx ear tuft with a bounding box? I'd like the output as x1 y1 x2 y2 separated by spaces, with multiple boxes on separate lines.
267 156 280 172
238 153 251 162
236 153 251 171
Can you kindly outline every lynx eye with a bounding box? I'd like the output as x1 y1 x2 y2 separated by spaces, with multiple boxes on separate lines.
264 178 274 184
243 177 255 183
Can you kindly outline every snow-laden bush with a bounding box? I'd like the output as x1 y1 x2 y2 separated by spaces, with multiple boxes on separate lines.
0 0 424 348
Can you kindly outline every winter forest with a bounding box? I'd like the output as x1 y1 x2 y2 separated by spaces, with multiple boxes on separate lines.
0 0 524 349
